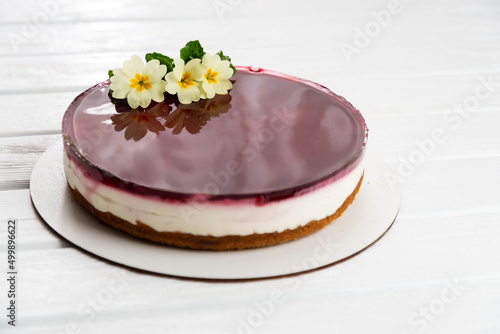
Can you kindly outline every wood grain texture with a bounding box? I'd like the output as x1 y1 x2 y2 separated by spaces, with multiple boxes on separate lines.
0 134 60 190
1 0 499 333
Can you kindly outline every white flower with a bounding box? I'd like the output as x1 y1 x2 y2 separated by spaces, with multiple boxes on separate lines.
200 53 233 99
165 58 206 104
110 55 167 109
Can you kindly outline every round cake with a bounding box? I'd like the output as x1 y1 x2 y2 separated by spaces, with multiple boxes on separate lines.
62 66 368 250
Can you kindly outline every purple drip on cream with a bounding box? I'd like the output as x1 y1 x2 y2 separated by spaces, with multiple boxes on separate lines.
62 67 367 204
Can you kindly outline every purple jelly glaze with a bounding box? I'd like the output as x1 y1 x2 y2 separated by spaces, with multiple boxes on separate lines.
62 66 368 204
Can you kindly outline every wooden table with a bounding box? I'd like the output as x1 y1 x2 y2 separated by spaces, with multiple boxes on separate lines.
1 0 499 333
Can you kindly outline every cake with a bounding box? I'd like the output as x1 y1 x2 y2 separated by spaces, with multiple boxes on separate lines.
62 44 368 251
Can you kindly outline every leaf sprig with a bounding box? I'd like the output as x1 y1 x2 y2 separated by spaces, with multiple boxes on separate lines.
108 40 236 79
145 52 174 73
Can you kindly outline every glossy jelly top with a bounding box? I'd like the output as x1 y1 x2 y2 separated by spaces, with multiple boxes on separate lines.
62 67 368 202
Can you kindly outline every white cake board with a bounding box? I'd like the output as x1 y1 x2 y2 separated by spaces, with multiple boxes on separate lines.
30 143 400 280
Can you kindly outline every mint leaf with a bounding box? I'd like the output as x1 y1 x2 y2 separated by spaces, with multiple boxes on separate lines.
108 70 114 94
145 52 174 72
180 40 205 63
216 50 236 76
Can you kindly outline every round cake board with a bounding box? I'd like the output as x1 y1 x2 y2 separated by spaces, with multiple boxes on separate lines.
30 143 400 280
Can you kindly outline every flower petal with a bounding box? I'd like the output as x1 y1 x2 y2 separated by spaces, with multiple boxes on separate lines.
214 79 233 95
185 59 205 81
122 55 144 78
165 73 180 95
110 72 132 97
199 87 208 100
143 60 167 82
138 90 152 108
172 58 185 80
215 60 234 79
110 86 131 99
178 85 201 104
127 89 142 109
111 68 127 79
202 53 221 69
202 80 216 99
150 82 166 102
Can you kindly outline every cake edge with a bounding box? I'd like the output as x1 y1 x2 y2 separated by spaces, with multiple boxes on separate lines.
68 174 364 251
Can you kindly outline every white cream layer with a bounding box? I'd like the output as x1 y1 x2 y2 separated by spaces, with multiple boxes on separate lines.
64 153 364 237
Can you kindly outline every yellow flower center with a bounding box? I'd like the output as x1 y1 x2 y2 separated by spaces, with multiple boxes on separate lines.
204 68 218 84
129 73 152 92
178 72 195 89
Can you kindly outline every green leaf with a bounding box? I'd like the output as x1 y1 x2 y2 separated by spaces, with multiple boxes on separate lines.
108 70 114 79
145 52 174 72
216 50 236 76
180 40 205 63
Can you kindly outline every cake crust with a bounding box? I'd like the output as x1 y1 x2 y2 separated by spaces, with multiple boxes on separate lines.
68 174 363 251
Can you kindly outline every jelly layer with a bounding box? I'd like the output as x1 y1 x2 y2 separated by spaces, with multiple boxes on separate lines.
62 67 368 203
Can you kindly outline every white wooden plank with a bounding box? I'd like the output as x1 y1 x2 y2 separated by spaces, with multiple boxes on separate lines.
0 1 498 80
367 110 500 163
0 189 38 221
0 2 499 103
1 0 499 123
0 218 69 251
0 211 498 333
0 91 76 136
389 156 500 219
1 0 499 24
0 0 499 332
0 134 60 190
0 0 216 24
